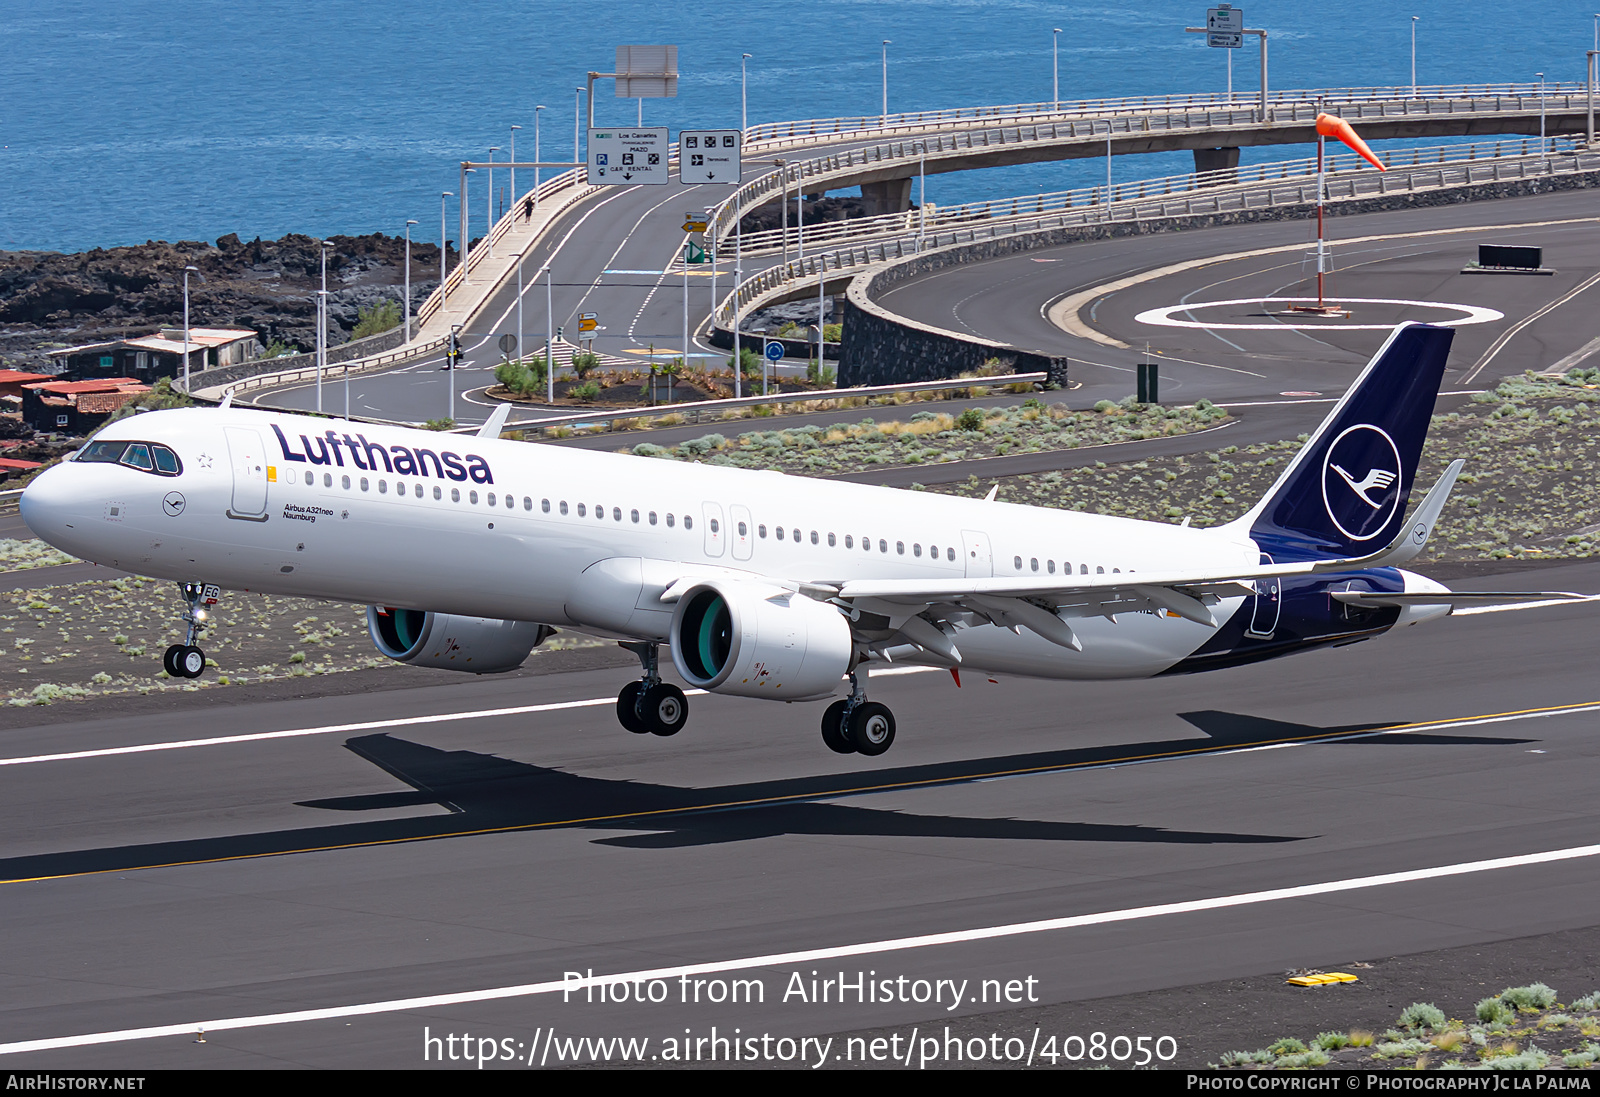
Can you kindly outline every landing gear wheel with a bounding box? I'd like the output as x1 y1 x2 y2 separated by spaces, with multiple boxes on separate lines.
820 700 856 754
177 645 206 679
162 644 186 678
848 702 896 756
640 683 689 737
616 682 649 734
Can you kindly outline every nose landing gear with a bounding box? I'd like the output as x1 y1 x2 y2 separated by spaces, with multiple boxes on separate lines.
617 642 689 737
163 582 218 680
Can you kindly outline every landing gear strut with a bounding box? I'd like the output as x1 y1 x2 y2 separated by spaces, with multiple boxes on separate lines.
820 672 896 756
163 582 217 680
616 642 689 737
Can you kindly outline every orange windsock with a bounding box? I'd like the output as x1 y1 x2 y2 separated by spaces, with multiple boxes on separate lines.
1316 112 1385 171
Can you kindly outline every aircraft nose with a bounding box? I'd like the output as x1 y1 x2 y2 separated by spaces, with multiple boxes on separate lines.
18 463 91 553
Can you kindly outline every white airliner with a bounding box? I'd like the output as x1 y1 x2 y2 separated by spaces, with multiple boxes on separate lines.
18 323 1577 756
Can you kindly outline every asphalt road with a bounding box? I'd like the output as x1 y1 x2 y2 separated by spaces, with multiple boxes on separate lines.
253 158 820 428
0 559 1596 1067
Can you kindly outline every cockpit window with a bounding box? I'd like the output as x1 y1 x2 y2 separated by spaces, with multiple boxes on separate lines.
74 440 182 477
77 441 127 463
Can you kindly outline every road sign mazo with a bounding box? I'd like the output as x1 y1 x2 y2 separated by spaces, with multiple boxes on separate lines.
588 128 669 185
679 129 742 185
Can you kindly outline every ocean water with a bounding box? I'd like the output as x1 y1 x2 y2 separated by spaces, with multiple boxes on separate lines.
3 0 1595 253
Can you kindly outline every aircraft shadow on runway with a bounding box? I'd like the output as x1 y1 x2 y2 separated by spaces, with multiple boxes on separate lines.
1 710 1532 881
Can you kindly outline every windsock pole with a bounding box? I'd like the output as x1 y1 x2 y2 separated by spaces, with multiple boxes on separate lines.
1288 112 1386 317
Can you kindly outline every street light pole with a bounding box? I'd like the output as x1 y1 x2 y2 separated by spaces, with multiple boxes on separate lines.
1410 16 1418 97
1538 72 1547 161
917 143 926 251
460 167 476 283
440 191 453 299
775 159 789 268
881 40 891 122
181 265 198 393
734 194 744 399
533 105 544 209
486 147 500 258
404 219 417 343
317 240 333 414
1052 28 1061 109
574 87 583 169
1588 50 1597 147
741 53 752 133
510 127 520 216
544 265 554 404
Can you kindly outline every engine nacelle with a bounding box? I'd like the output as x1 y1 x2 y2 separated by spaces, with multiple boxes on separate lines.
668 580 853 700
366 606 554 673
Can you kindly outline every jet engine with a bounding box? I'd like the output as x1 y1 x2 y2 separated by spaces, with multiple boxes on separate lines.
668 580 853 700
366 606 554 673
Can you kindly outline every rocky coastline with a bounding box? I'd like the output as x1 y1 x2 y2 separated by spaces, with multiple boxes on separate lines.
0 232 455 375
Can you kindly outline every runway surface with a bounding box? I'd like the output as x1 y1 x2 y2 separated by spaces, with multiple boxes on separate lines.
0 559 1596 1067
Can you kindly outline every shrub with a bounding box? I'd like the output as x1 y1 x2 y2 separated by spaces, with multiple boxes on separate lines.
1477 997 1515 1025
570 381 601 402
351 300 401 340
956 408 984 432
494 357 547 395
1399 1003 1447 1031
422 418 455 431
570 351 601 379
729 347 762 377
1312 1032 1351 1050
1501 984 1558 1011
823 322 842 342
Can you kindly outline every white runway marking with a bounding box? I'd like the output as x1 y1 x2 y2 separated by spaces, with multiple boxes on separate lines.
6 840 1600 1055
0 696 625 767
1135 298 1505 331
1454 594 1600 616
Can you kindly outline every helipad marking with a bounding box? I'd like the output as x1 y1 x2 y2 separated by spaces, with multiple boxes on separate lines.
5 840 1600 1055
1135 298 1504 331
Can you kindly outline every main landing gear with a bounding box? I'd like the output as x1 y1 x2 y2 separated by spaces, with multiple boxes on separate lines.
616 642 689 737
163 582 218 680
820 672 896 756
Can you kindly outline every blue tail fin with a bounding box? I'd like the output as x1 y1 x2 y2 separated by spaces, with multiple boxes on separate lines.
1227 322 1454 561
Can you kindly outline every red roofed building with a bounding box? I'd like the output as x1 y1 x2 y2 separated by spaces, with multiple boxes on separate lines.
21 378 150 435
0 369 54 401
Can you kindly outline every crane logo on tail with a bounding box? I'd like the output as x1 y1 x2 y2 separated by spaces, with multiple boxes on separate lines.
1321 424 1402 541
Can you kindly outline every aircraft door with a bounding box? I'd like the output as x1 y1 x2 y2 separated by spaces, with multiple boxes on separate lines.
729 504 753 561
1247 553 1280 637
702 502 726 557
224 426 269 521
961 530 992 578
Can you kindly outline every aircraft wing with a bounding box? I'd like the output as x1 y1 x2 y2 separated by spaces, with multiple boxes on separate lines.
812 460 1585 661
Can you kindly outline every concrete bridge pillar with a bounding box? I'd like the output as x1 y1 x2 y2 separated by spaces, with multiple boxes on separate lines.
1192 146 1240 183
860 177 913 215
